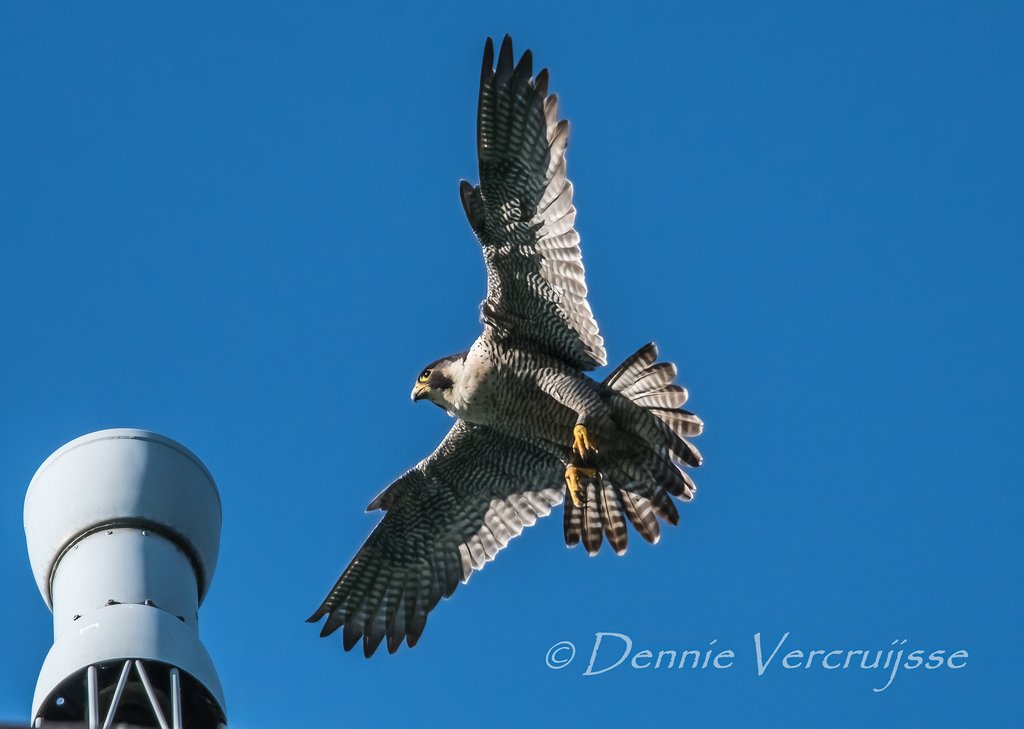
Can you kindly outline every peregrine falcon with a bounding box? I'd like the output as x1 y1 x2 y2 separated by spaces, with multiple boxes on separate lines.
308 36 703 656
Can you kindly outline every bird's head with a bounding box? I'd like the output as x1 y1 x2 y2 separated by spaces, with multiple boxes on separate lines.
410 352 468 411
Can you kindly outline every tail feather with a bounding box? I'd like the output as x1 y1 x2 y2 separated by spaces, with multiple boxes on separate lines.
630 385 689 409
679 469 697 499
668 436 703 468
603 342 657 391
581 481 604 555
562 342 701 555
649 407 703 438
563 494 583 547
598 479 629 555
632 452 691 501
620 491 661 545
619 362 677 397
649 489 680 526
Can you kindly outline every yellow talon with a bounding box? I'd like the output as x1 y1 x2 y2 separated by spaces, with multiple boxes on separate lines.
565 464 598 507
572 424 598 461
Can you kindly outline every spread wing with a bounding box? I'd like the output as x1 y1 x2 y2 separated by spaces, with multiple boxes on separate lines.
460 35 607 370
307 420 564 656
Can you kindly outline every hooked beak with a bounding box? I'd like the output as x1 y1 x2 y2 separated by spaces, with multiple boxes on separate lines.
411 383 428 402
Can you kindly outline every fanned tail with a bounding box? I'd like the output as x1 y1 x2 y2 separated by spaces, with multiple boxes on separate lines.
563 342 703 555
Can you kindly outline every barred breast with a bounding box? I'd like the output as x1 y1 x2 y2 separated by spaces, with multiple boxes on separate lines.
453 336 587 448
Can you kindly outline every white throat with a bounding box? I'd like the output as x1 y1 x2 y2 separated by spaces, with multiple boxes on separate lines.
445 342 491 419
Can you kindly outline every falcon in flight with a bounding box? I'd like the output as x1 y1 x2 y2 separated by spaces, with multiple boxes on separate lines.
309 36 703 656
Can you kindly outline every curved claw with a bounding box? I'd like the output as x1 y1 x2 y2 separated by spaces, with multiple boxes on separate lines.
572 424 599 461
564 464 598 507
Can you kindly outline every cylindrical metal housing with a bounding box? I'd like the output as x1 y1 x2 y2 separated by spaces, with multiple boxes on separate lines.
24 429 227 727
51 527 201 637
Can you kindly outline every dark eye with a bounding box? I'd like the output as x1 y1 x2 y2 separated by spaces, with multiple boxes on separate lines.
418 369 432 382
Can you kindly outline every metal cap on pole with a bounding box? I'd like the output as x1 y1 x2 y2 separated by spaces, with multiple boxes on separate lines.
24 429 227 729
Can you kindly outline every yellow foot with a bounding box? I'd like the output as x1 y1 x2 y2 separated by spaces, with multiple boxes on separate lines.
572 424 599 461
565 464 598 507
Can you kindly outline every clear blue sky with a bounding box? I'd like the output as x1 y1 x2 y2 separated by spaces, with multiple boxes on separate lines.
1 2 1021 726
